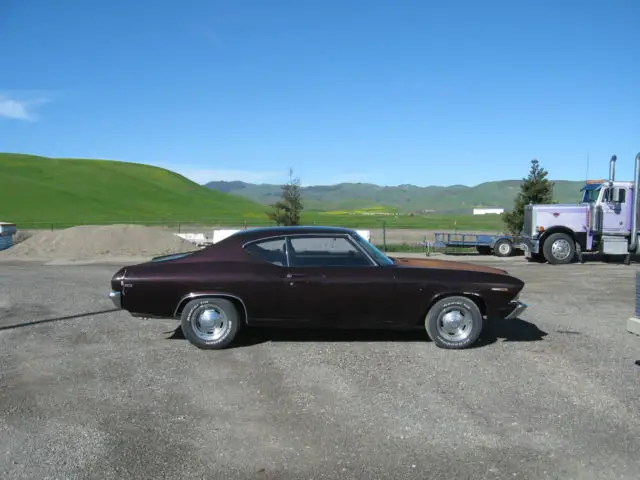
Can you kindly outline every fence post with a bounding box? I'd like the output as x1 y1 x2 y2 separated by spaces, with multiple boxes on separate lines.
382 220 387 252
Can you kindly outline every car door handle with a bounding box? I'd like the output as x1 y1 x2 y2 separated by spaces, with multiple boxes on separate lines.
286 273 307 279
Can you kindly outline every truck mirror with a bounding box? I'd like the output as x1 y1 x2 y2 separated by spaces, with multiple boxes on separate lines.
610 189 621 203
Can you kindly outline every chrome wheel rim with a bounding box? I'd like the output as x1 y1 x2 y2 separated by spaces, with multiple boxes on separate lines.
191 307 230 342
436 307 473 342
498 243 511 255
551 239 571 260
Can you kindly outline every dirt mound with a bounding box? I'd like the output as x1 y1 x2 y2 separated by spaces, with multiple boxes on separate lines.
0 224 199 259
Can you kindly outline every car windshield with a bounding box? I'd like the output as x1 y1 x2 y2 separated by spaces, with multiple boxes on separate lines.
351 233 395 266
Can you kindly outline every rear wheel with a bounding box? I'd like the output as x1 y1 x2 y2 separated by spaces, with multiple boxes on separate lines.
180 297 240 349
542 232 575 265
425 296 484 349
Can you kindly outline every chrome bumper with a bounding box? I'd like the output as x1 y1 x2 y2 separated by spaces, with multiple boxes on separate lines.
109 291 122 309
505 300 527 320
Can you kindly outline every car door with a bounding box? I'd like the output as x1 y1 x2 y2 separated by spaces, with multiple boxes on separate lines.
601 186 629 234
284 234 397 328
239 236 290 324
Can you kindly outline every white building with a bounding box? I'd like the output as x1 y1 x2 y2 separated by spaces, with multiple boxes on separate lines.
472 207 504 215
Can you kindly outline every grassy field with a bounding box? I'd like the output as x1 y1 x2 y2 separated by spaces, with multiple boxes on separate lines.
302 212 505 230
13 212 506 232
1 152 508 232
0 153 267 224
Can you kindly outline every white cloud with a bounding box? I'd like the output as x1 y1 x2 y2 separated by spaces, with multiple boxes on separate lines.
0 96 30 120
0 93 49 121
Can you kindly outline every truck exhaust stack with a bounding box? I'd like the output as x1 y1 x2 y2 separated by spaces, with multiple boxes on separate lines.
609 154 617 183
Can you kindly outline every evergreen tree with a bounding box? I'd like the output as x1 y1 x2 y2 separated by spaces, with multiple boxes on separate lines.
266 168 304 226
502 159 554 234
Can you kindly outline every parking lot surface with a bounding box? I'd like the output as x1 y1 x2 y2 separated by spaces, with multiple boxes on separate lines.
1 256 640 479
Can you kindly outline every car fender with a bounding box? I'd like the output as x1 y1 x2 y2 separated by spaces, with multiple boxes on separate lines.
173 292 249 323
425 290 487 317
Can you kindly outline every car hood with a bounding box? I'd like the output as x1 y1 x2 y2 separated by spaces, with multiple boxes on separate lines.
390 256 508 275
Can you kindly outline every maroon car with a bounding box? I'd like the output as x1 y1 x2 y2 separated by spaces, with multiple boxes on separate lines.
109 226 527 350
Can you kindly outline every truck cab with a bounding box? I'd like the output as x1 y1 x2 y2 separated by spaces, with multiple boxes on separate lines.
580 180 632 236
519 154 639 264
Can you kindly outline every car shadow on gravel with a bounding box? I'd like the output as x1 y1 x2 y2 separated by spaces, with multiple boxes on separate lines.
471 317 548 348
0 308 120 331
167 317 547 348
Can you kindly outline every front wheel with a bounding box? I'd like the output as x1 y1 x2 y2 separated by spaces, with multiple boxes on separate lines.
180 297 241 349
542 232 575 265
424 296 484 349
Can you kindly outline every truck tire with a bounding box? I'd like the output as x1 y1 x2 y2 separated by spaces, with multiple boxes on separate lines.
542 232 575 265
493 238 513 257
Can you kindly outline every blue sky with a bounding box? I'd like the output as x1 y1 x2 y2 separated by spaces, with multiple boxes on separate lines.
0 0 638 187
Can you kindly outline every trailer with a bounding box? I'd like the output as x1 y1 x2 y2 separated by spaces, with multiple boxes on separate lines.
0 222 17 251
433 232 521 257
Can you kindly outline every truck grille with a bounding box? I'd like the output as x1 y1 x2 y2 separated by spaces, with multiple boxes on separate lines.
522 207 533 236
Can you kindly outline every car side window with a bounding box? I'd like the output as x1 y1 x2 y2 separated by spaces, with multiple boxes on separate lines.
244 238 286 266
288 236 372 267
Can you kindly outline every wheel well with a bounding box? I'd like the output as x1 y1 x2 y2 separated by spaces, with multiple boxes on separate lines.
539 227 576 249
174 294 248 324
417 292 487 325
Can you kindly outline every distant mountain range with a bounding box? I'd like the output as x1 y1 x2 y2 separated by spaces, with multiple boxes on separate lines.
204 179 586 214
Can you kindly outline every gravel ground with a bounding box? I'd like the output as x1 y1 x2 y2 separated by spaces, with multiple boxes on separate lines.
1 255 640 479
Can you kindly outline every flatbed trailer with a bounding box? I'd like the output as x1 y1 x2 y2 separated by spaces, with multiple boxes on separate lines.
433 232 521 257
0 222 16 251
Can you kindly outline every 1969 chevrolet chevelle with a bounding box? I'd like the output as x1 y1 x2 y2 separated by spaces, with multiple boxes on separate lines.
109 226 527 350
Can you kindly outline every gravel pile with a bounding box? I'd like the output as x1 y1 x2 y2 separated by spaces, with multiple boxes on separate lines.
0 224 198 259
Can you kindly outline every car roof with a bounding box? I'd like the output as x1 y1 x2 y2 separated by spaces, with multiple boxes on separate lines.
228 225 358 242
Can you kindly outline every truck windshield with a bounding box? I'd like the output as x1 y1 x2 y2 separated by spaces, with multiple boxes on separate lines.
581 185 601 203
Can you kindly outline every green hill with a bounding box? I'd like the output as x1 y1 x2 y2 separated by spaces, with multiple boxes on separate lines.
205 179 586 213
0 153 267 227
